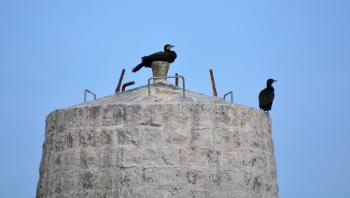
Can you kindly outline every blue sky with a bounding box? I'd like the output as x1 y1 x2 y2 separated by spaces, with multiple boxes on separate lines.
1 0 350 197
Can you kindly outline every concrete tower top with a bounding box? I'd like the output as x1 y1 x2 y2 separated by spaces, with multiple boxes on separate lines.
38 79 278 198
73 83 237 108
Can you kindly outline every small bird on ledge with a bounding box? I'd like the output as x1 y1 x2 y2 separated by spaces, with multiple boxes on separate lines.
132 44 177 73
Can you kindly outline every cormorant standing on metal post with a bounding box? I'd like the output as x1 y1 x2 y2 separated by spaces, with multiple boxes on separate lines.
259 79 277 111
132 44 177 72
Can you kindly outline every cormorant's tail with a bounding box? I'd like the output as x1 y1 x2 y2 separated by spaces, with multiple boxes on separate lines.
132 63 144 73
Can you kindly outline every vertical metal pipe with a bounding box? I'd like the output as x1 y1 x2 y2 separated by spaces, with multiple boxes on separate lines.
175 73 179 87
115 69 125 94
182 76 186 97
84 91 87 103
148 78 152 96
209 69 218 96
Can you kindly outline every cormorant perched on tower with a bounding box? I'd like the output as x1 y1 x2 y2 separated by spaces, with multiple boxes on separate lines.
132 44 177 72
259 79 277 111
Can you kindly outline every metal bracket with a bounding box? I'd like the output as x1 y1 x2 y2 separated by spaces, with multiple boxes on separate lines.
223 91 233 103
148 76 186 98
84 89 96 103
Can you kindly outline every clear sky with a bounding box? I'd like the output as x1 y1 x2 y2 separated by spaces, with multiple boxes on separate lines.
1 0 350 197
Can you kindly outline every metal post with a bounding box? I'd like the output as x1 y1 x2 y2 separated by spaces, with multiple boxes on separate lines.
115 69 125 94
209 69 218 97
175 73 179 87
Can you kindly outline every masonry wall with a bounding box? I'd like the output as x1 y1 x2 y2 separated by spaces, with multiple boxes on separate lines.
37 103 278 198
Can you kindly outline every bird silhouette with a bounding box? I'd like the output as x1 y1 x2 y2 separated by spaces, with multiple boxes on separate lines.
259 79 277 111
132 44 177 72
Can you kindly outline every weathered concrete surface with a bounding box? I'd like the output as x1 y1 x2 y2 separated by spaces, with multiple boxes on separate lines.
37 84 278 198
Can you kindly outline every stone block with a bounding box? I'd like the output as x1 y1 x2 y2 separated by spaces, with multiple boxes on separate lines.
116 148 181 168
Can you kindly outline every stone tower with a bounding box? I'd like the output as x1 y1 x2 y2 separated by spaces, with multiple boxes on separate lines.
37 72 278 198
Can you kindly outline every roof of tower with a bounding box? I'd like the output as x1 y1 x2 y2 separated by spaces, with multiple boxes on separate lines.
72 83 235 108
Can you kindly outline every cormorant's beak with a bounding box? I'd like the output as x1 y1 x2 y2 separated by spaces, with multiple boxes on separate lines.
170 45 175 48
274 80 277 83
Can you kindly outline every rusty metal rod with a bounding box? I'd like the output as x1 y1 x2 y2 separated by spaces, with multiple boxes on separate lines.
175 73 179 87
209 69 218 96
115 69 125 94
122 81 135 92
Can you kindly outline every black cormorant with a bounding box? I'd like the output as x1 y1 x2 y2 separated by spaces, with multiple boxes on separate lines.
259 79 277 111
132 44 177 72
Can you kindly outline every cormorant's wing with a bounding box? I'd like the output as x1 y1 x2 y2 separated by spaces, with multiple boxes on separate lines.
259 89 274 106
142 51 166 62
